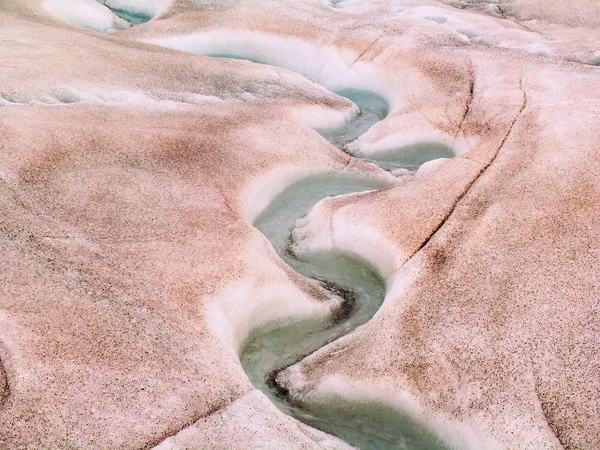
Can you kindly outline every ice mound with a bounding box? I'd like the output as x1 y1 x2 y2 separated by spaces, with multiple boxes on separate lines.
146 30 395 104
291 156 483 281
154 389 353 449
44 0 130 33
279 42 600 449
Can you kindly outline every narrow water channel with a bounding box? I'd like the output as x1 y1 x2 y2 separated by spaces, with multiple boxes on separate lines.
138 42 455 448
206 52 456 449
248 174 452 449
63 11 458 448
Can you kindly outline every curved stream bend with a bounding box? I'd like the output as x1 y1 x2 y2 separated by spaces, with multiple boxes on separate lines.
248 175 452 449
120 40 454 448
150 44 456 171
222 54 454 449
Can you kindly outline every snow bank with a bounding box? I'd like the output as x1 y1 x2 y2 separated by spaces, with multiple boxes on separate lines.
44 0 130 33
145 30 400 108
292 194 402 280
347 129 469 159
241 166 314 223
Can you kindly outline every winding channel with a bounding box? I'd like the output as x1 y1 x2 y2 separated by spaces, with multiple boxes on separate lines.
220 59 453 448
249 173 452 450
93 11 455 445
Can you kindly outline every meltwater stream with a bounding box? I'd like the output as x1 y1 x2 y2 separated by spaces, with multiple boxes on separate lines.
205 52 454 171
187 53 455 448
235 81 452 448
247 175 453 449
85 16 456 449
170 50 454 448
314 90 454 171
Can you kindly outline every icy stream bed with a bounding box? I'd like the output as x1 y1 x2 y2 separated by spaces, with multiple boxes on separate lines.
201 53 453 171
206 49 457 449
247 175 452 449
133 42 456 448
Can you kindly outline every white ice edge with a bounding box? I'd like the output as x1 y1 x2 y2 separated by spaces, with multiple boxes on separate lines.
98 0 170 17
44 0 130 33
205 277 339 356
292 195 403 280
308 375 503 450
144 30 402 108
348 129 471 158
240 165 392 224
292 102 359 131
241 166 316 224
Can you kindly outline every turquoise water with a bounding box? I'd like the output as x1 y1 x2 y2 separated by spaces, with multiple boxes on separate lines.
298 397 452 450
316 89 389 149
99 2 152 25
363 142 456 171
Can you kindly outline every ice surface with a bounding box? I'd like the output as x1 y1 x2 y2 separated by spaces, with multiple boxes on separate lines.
154 389 353 450
4 0 600 448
